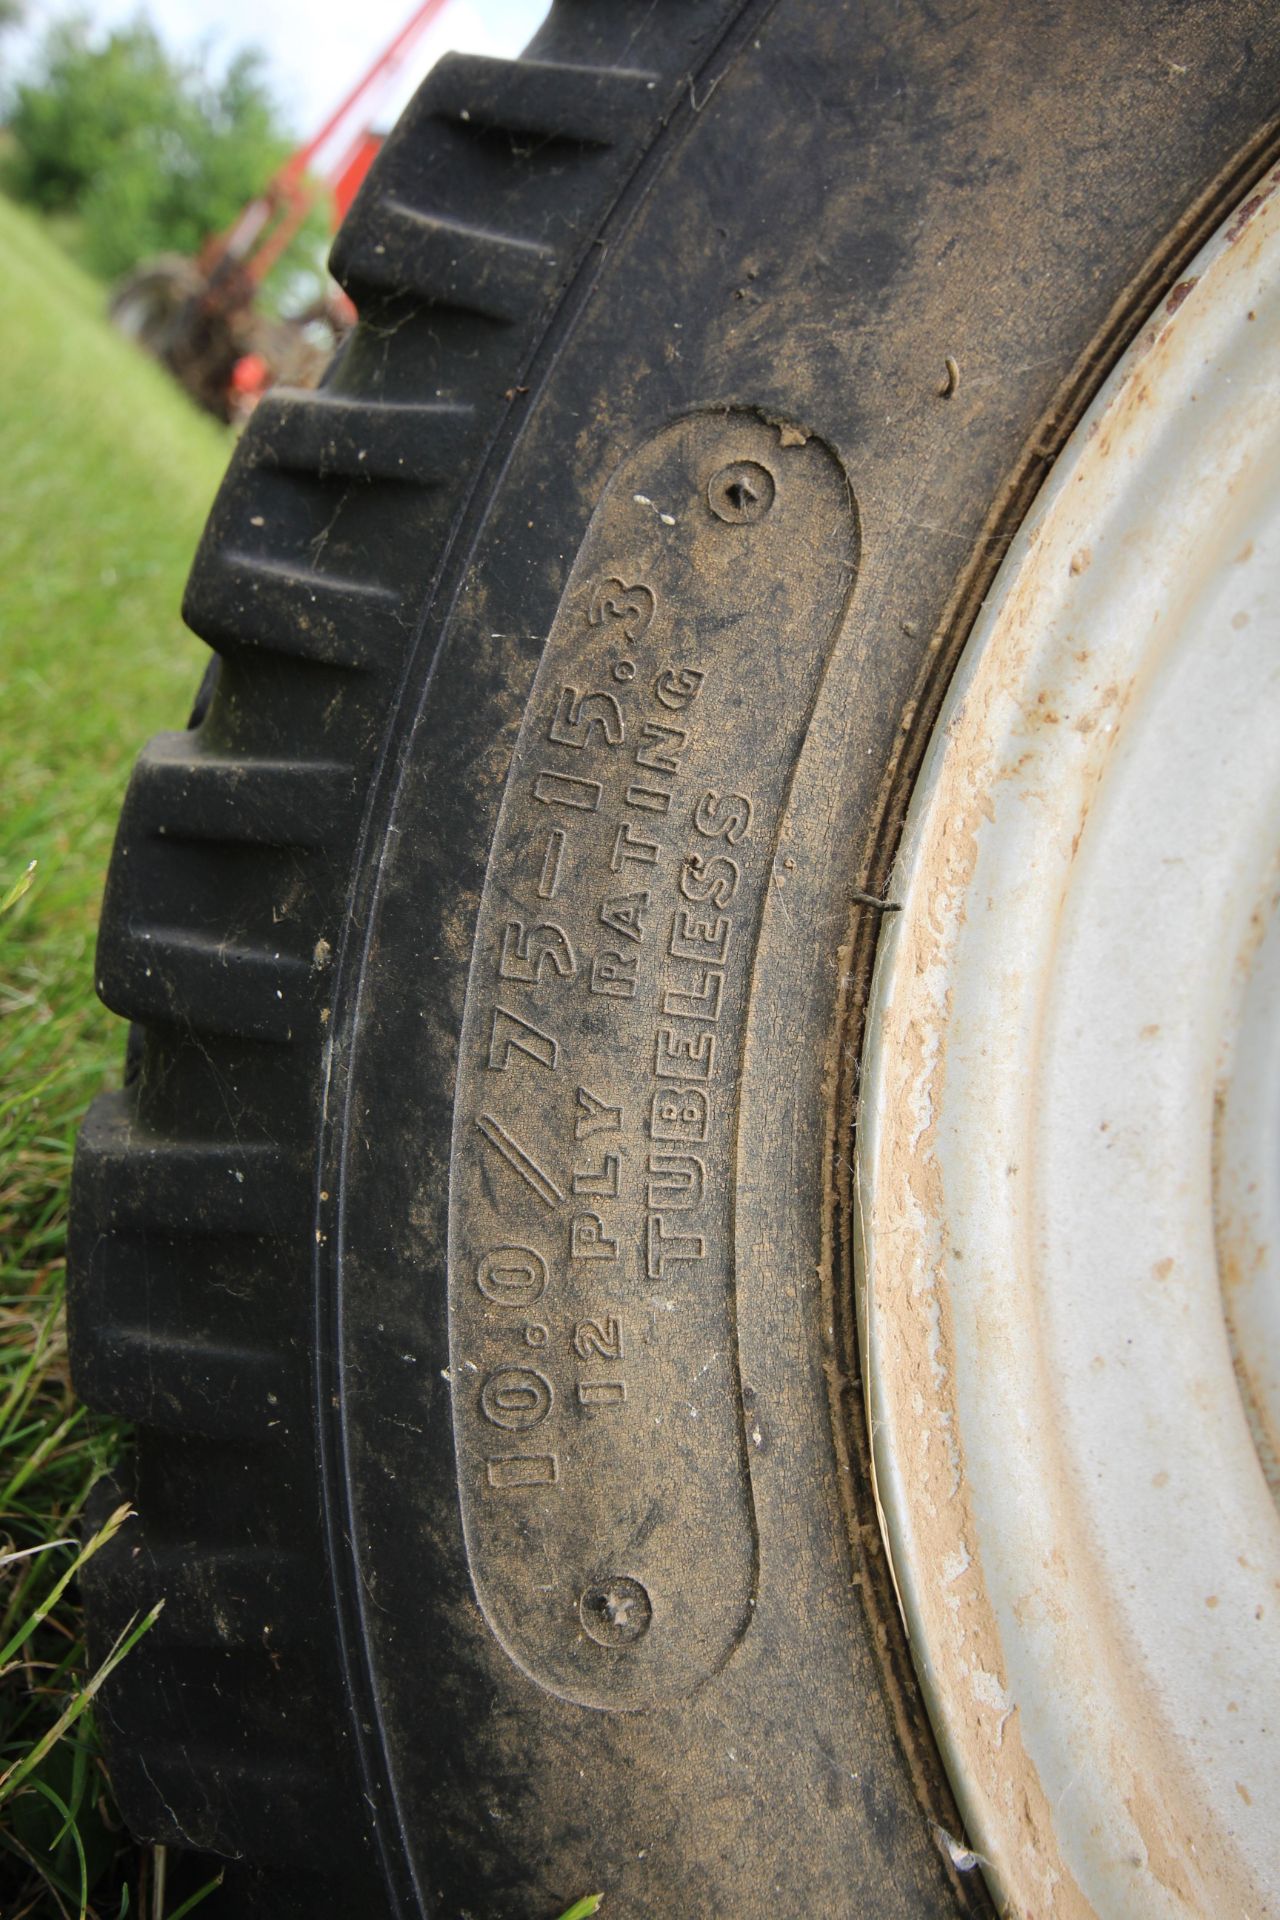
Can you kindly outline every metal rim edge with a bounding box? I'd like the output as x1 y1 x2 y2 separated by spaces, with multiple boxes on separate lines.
856 167 1280 1918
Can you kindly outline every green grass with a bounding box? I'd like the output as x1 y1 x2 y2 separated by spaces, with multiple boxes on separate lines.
0 190 227 1917
0 196 610 1920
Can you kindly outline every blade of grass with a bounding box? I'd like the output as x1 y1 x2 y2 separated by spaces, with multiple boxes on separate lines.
0 1304 58 1442
0 1823 77 1919
163 1870 225 1920
55 1730 93 1850
0 1502 133 1671
0 1068 65 1123
0 1537 76 1569
1 1407 86 1507
150 1840 165 1920
20 1773 90 1919
0 1598 164 1806
1 860 38 915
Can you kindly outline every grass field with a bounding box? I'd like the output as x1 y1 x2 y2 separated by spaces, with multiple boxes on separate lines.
0 199 606 1920
0 190 228 1917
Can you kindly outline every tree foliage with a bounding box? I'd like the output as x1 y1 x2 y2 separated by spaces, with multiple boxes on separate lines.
5 14 294 281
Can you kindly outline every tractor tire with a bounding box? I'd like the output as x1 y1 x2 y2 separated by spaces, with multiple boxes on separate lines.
68 3 1280 1916
108 255 204 357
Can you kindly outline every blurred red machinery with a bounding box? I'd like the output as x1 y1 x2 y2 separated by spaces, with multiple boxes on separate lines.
110 0 451 418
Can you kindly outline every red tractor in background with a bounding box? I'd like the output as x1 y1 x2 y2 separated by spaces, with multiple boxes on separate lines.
109 0 450 419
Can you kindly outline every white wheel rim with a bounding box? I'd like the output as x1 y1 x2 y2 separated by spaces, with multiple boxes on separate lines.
857 168 1280 1918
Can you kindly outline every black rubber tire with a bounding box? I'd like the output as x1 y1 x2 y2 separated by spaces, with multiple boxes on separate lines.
68 4 1280 1916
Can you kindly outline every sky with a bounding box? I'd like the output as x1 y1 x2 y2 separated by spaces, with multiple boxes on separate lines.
9 0 552 137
